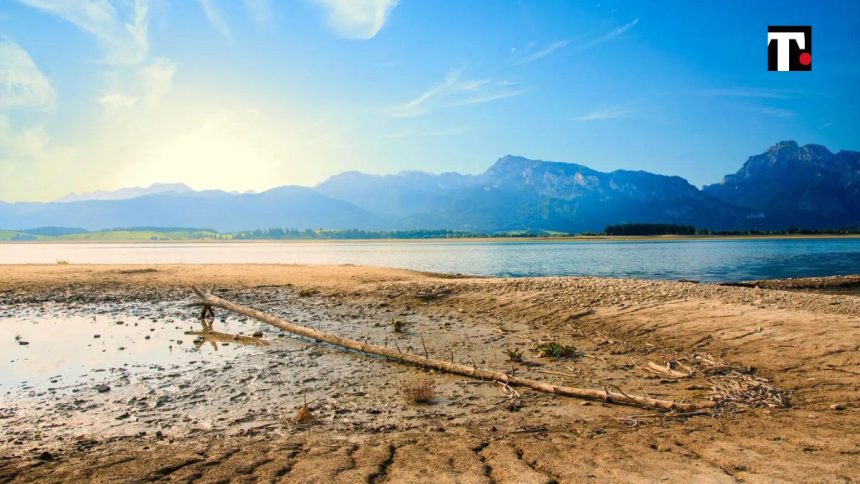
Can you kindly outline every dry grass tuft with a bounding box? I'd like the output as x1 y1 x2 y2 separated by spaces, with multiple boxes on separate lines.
683 353 789 408
401 378 436 404
297 287 319 297
116 268 157 274
290 395 314 424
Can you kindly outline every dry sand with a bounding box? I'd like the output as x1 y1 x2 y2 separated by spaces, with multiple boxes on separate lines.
0 264 858 482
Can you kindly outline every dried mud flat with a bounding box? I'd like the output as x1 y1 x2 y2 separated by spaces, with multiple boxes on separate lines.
0 264 858 483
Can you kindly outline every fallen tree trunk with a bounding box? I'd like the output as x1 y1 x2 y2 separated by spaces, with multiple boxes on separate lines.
645 361 692 379
191 287 716 412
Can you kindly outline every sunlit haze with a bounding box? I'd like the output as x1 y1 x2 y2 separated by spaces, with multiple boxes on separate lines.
1 0 858 201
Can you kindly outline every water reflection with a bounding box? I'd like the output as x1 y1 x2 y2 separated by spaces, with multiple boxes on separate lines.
0 314 264 389
1 238 859 282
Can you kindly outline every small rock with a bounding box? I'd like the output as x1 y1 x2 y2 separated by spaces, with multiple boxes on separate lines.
18 340 30 346
36 451 53 461
116 412 130 420
95 384 110 393
93 334 101 339
830 403 846 411
252 330 263 338
175 340 183 345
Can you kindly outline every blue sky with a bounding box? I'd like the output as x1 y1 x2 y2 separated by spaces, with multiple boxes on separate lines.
1 0 858 201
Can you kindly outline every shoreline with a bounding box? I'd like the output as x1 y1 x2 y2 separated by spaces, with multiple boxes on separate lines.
1 264 858 481
2 233 860 244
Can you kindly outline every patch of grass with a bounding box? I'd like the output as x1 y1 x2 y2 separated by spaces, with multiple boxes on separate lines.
536 342 579 359
391 319 406 333
504 347 524 362
401 378 436 404
56 259 70 265
57 230 219 241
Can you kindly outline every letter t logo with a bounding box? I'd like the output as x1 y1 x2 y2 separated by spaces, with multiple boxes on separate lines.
768 26 812 72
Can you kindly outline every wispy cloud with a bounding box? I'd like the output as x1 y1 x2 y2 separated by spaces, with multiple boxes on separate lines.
513 18 639 65
387 126 470 138
572 107 632 121
389 70 525 118
755 107 796 119
0 38 56 109
677 88 794 99
243 0 272 26
450 90 524 107
579 18 639 51
19 0 154 65
199 0 231 37
314 0 398 39
516 38 573 64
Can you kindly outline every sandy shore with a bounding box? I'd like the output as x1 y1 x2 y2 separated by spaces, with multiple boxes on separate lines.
1 264 858 482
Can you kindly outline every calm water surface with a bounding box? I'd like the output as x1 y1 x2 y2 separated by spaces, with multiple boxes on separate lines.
2 238 859 282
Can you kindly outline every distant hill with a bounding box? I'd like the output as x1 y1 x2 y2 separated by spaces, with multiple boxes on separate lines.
1 141 857 233
703 141 860 229
0 187 381 232
54 182 194 203
318 155 750 232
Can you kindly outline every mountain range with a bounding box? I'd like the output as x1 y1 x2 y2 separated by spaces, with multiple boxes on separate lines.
1 141 857 233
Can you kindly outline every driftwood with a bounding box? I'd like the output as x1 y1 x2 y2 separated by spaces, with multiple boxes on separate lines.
190 287 716 412
644 361 692 379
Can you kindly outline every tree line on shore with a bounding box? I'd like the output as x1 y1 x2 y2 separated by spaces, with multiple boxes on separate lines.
2 224 859 241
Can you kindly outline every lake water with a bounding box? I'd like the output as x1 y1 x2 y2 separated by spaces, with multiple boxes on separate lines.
1 238 859 282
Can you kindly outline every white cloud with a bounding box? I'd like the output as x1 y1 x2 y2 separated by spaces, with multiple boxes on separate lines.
99 92 138 112
314 0 398 39
573 107 632 121
99 57 176 114
18 0 154 65
579 18 639 51
198 0 231 37
389 70 525 118
138 57 175 102
0 38 56 109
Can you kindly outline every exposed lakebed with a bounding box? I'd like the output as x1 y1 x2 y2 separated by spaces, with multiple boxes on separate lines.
0 286 550 455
